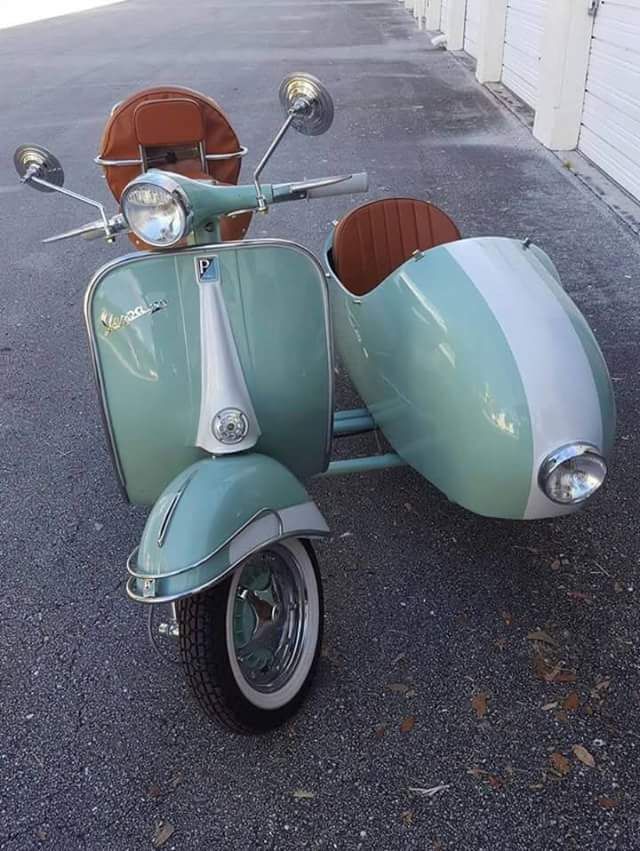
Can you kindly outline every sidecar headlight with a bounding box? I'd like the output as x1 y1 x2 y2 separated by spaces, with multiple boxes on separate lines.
121 174 192 247
539 443 607 504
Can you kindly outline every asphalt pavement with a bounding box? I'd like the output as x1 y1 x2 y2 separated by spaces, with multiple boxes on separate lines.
1 1 640 848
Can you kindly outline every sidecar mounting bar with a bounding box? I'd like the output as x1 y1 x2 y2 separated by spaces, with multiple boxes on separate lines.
333 408 376 437
319 453 406 477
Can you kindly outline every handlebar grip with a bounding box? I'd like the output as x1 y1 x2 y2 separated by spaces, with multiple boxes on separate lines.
306 172 369 199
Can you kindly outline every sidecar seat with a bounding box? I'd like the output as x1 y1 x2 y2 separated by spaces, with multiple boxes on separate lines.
332 198 461 296
97 86 251 248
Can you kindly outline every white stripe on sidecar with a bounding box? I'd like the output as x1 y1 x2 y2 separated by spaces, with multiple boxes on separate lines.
447 238 602 520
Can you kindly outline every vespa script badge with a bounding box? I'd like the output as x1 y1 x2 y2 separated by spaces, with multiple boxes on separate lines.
100 299 168 336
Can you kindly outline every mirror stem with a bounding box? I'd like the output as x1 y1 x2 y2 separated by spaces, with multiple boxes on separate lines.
28 174 113 238
253 110 298 212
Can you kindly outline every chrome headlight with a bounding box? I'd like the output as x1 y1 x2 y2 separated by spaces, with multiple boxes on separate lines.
121 174 192 247
539 443 607 504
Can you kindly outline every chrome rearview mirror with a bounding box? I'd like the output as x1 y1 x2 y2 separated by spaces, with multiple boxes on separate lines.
253 72 335 212
14 143 126 243
278 72 334 136
14 144 65 191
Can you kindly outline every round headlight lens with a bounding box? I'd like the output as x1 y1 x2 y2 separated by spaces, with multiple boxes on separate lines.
539 444 607 504
121 180 189 247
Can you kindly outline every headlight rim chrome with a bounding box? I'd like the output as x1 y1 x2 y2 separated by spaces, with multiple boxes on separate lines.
120 172 193 248
538 442 607 505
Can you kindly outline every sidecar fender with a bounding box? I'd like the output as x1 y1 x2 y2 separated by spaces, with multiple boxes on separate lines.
126 454 329 602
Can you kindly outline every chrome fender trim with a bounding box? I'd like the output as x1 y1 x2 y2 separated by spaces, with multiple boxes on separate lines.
126 501 328 604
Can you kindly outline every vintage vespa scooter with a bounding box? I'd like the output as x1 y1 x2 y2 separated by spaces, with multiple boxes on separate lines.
15 73 615 734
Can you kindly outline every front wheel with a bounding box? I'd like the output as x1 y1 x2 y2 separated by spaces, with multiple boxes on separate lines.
176 538 323 734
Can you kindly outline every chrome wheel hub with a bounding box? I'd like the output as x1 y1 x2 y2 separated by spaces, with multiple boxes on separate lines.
231 547 308 693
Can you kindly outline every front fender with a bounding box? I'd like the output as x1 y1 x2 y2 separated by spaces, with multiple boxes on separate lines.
126 454 329 602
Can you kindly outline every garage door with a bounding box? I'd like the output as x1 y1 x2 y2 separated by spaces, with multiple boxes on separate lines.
501 0 547 108
464 0 482 58
579 0 640 203
440 0 449 31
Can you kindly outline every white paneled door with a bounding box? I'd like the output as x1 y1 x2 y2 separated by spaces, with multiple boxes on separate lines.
464 0 482 58
501 0 547 108
440 0 449 31
579 0 640 202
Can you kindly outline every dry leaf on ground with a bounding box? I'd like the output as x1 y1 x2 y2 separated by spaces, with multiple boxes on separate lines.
501 611 513 626
471 692 489 719
542 701 558 711
598 797 618 810
567 591 592 603
374 724 385 738
549 752 571 776
572 744 595 768
386 682 411 694
152 820 175 849
551 669 578 684
535 659 577 684
562 692 580 711
292 789 315 800
467 767 502 790
400 716 416 734
527 630 558 646
400 810 415 827
147 784 163 800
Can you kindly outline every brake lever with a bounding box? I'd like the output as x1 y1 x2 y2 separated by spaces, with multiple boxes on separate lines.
42 213 129 244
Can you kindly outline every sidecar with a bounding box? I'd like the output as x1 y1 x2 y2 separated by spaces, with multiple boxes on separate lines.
325 198 615 520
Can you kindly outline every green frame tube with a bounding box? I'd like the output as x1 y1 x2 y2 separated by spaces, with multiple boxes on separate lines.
333 409 376 436
334 407 371 422
318 453 406 477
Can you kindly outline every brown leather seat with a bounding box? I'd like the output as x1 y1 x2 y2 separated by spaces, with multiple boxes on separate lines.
98 86 251 247
332 198 461 296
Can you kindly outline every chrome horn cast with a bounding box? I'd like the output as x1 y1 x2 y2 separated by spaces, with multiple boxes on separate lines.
278 72 334 137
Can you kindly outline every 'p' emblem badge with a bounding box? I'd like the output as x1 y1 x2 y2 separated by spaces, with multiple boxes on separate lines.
196 255 220 283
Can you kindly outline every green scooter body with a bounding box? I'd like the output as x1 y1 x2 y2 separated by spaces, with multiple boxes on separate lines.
85 239 333 506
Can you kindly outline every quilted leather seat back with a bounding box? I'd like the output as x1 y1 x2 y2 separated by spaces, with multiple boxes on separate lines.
332 198 461 296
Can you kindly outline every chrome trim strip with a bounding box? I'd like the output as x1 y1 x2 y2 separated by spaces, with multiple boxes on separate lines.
94 147 248 167
83 238 334 496
94 156 144 167
128 507 283 580
198 140 207 172
205 146 248 161
125 526 330 604
157 470 196 548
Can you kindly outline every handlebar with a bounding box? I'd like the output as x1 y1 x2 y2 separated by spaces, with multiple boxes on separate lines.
272 172 368 204
34 171 369 245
